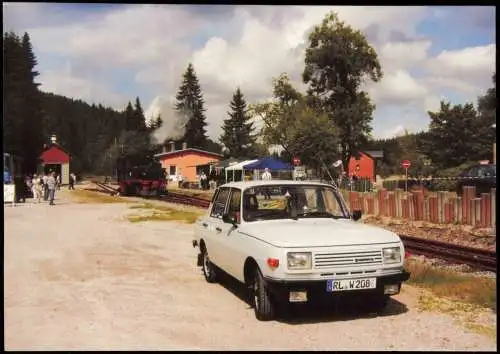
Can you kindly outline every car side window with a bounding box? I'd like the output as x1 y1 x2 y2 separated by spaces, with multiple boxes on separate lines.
210 188 230 219
228 189 242 223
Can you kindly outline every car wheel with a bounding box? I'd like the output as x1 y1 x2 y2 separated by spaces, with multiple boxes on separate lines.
252 268 275 321
202 248 217 283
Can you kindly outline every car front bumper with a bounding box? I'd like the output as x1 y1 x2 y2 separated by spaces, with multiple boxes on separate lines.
263 271 411 303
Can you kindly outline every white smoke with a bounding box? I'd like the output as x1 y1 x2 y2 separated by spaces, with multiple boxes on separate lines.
145 96 187 144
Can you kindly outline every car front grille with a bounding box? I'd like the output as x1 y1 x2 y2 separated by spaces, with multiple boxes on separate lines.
313 249 383 269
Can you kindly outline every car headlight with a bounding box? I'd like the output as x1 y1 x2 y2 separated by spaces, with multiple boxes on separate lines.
287 252 312 270
383 247 402 264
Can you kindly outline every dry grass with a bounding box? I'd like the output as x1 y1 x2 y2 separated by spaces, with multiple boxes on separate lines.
405 259 496 311
417 291 497 341
71 189 129 204
127 203 203 224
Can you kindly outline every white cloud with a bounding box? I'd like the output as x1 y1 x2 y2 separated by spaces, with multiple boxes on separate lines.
39 61 127 109
368 70 429 105
5 4 495 141
423 44 496 95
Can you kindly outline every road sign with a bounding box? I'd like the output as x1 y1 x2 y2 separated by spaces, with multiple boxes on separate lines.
293 157 301 166
401 160 411 193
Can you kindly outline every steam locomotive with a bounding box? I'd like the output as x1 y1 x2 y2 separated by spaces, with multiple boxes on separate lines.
116 154 167 197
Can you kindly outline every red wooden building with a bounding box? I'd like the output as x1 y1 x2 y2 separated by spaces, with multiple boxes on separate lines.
39 142 70 184
348 150 384 182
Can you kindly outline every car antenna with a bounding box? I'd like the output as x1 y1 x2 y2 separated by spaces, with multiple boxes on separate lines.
316 154 338 189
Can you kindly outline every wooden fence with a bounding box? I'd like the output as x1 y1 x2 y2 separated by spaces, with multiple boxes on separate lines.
341 186 496 232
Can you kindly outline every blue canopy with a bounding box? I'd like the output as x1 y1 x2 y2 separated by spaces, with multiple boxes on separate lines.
244 157 293 171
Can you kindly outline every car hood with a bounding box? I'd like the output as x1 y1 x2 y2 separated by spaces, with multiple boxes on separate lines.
238 219 401 248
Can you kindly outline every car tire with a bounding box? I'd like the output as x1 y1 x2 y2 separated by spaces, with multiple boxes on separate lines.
252 268 275 321
202 248 217 283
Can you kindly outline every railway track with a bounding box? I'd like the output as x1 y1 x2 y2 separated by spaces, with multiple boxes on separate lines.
91 181 211 208
88 181 496 272
400 235 496 273
159 192 210 208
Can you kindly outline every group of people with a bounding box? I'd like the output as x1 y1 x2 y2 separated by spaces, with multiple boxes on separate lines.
27 171 58 205
13 171 77 205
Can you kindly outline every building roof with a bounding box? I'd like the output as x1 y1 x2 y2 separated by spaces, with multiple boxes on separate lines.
40 143 70 164
154 148 223 159
363 150 384 159
220 180 333 190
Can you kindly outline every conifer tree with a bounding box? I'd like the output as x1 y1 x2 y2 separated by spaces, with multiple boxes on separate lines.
220 87 256 158
175 63 208 149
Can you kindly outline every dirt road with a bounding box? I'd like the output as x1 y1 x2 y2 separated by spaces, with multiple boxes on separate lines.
4 192 496 350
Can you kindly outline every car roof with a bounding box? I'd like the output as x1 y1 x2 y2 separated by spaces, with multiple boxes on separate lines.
219 180 334 190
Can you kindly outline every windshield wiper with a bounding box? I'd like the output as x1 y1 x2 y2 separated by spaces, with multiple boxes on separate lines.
294 211 346 219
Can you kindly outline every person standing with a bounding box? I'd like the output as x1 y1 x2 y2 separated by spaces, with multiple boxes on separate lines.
68 172 75 190
200 171 208 190
42 172 49 200
25 175 33 199
56 174 61 190
261 168 272 200
32 174 43 203
47 171 56 206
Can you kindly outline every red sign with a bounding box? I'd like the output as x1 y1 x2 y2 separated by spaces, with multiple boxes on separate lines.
293 157 301 166
401 160 411 169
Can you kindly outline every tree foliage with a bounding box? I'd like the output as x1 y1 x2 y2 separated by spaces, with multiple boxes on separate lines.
3 31 45 173
302 12 382 169
220 88 256 158
175 63 209 149
251 73 339 169
422 100 495 169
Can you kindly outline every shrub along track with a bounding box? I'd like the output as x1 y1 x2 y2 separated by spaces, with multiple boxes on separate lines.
89 181 497 273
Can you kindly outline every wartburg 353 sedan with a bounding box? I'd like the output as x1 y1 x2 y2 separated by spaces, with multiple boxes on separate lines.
193 180 410 321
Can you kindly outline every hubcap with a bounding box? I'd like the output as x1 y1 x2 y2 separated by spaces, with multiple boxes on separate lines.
203 253 210 276
254 276 259 310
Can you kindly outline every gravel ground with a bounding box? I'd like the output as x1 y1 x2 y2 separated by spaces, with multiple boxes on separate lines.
4 191 497 351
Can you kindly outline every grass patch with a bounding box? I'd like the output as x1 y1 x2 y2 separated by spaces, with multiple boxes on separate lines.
127 204 203 224
464 323 497 339
406 259 496 311
71 189 129 204
417 291 497 341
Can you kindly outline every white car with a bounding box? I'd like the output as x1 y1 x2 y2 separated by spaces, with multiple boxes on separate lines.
192 180 410 321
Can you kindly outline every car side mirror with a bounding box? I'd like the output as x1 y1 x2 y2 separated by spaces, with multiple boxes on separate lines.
352 210 362 221
222 213 238 227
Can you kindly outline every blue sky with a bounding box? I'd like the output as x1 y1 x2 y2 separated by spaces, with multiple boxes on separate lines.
3 4 496 140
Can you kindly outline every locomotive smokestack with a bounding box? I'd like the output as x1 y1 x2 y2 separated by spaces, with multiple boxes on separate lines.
182 142 187 150
169 141 175 152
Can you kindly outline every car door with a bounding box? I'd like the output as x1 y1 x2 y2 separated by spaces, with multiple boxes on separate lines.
215 188 244 278
196 188 219 246
205 187 231 268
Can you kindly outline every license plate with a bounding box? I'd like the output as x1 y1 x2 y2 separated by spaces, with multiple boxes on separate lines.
326 278 376 292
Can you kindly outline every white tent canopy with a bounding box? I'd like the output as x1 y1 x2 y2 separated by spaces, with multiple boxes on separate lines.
225 159 258 182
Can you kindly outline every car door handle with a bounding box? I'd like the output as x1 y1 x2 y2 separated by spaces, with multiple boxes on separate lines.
215 227 222 233
202 223 208 227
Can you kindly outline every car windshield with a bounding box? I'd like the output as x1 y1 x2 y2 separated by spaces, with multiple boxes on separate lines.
242 184 349 222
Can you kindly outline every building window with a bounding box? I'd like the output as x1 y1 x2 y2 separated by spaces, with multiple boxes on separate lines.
169 165 176 176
